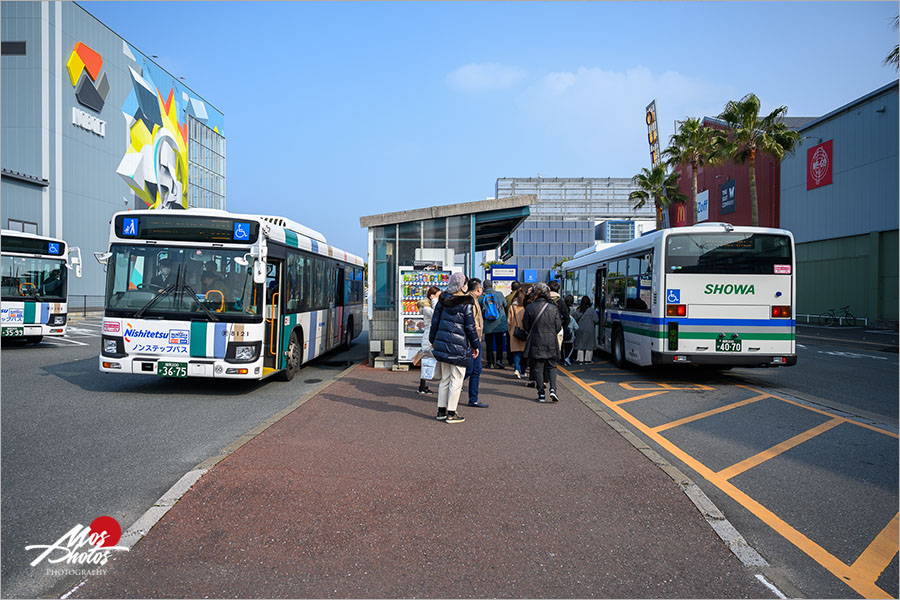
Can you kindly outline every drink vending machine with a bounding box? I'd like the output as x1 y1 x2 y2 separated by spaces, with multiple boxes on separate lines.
397 267 453 363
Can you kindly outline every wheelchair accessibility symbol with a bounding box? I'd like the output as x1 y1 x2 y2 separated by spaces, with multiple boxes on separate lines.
666 289 681 303
233 222 249 241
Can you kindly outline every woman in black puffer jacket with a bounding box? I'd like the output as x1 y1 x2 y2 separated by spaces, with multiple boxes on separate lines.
428 272 480 423
523 283 562 403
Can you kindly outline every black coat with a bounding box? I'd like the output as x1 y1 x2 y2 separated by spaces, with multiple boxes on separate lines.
429 292 481 367
522 298 562 360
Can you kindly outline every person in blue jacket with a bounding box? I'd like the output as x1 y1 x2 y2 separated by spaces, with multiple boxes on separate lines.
480 279 509 369
429 272 481 423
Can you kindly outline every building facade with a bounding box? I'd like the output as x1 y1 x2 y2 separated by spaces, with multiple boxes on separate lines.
495 177 652 280
1 1 225 298
780 81 899 324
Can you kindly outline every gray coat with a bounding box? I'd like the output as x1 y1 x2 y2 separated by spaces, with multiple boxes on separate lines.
573 308 599 351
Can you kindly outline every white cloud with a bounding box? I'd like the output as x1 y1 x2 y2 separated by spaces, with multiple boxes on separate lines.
515 66 738 175
446 63 526 93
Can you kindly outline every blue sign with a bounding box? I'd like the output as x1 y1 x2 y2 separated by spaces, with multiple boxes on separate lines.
233 222 250 241
47 243 60 255
523 269 538 283
122 218 138 237
666 289 681 304
721 179 736 215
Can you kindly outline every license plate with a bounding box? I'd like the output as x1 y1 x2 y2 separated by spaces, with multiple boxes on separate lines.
716 339 742 352
157 361 187 378
1 327 24 337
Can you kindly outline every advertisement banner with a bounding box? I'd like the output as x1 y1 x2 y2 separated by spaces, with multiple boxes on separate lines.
696 190 709 222
721 179 736 215
807 140 833 190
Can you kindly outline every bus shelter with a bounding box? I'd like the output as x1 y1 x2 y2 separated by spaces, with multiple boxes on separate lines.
360 195 535 367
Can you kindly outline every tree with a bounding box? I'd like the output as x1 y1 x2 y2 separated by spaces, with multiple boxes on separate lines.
663 117 725 226
885 15 899 70
552 257 574 280
479 260 504 278
628 163 686 229
717 94 801 226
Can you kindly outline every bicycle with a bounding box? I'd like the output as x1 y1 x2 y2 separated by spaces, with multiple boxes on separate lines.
817 305 856 327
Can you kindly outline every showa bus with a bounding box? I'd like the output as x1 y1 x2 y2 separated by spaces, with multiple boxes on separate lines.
95 210 365 381
1 229 83 343
562 223 797 369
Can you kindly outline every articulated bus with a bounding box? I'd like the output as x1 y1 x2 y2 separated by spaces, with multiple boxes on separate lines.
562 223 797 369
96 209 364 381
1 229 82 343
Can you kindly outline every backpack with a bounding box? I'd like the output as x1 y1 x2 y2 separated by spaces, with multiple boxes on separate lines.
482 292 501 321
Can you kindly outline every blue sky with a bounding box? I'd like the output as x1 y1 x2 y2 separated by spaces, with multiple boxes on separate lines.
83 1 898 258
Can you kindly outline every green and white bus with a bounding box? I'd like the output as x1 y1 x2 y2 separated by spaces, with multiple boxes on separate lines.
1 229 82 343
562 223 797 368
96 209 364 380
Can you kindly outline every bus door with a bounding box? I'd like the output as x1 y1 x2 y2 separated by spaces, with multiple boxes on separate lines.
336 266 346 347
595 267 607 349
264 260 283 371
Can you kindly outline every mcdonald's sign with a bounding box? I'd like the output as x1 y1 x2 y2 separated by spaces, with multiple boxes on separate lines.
675 203 687 226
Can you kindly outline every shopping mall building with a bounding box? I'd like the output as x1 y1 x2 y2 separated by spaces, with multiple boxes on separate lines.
1 1 226 299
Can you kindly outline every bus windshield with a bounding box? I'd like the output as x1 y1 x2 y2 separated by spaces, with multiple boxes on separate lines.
105 245 260 319
666 233 792 275
1 255 67 301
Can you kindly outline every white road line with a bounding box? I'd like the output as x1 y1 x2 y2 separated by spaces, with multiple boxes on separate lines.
755 574 788 599
45 337 90 346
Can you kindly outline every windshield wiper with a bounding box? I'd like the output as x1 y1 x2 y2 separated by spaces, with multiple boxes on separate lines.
134 282 178 319
181 283 219 322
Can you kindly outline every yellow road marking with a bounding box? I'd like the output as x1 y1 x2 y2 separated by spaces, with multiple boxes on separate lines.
560 367 893 599
851 513 900 583
614 390 670 405
717 418 844 480
588 381 607 387
652 393 770 433
621 381 715 391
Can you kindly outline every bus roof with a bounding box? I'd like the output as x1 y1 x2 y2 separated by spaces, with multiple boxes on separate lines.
109 209 365 267
562 223 794 270
1 229 67 245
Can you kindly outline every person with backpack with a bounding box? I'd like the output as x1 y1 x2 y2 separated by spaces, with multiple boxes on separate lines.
523 283 563 402
480 279 508 370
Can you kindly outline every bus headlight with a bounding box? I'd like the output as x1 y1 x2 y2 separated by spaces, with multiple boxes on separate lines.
104 339 119 354
101 336 125 357
49 314 67 326
235 345 258 361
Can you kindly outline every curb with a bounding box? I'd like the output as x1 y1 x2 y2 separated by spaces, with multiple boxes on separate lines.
58 359 364 599
558 375 802 599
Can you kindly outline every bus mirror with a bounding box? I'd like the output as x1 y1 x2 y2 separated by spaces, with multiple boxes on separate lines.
234 255 249 267
69 247 83 278
93 251 112 265
252 260 266 284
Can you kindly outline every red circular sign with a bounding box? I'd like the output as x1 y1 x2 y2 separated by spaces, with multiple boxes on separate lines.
90 516 122 547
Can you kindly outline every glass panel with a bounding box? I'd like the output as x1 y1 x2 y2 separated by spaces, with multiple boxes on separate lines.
374 225 396 309
422 217 446 249
1 255 67 301
397 221 421 267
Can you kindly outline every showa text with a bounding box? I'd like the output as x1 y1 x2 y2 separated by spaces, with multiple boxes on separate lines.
25 516 128 567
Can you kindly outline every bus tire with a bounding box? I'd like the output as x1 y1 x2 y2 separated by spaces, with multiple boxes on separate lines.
278 331 302 382
25 336 43 345
611 327 627 369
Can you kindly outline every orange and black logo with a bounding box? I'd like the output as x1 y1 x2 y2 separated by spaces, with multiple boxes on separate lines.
67 42 108 113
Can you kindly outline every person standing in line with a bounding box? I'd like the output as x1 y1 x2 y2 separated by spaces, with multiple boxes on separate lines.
507 288 527 379
573 295 599 364
523 283 539 389
523 283 562 402
463 278 489 408
429 273 480 423
417 286 441 394
480 279 508 369
505 281 520 307
562 294 576 365
548 280 569 356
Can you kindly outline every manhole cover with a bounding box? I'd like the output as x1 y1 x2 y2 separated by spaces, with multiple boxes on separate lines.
304 378 323 384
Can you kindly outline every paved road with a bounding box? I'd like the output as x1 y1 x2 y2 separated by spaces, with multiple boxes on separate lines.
0 316 367 600
559 332 898 599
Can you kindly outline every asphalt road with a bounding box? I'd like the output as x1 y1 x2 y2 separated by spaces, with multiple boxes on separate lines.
560 330 898 599
0 316 367 600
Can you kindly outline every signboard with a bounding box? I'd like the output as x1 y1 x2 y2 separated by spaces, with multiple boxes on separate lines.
523 269 538 283
499 238 514 261
645 100 661 166
721 179 736 215
807 139 833 190
675 203 687 227
490 265 517 280
696 189 709 223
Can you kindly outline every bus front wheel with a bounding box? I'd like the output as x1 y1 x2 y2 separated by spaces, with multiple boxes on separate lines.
612 328 626 369
278 331 302 382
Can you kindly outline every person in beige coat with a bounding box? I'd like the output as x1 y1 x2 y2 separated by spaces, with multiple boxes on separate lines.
506 288 527 378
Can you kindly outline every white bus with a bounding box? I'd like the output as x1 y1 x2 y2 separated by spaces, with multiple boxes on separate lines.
96 209 364 381
1 230 82 343
562 223 797 369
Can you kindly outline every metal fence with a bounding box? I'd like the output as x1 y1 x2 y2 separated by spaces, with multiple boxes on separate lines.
69 295 106 317
796 313 868 327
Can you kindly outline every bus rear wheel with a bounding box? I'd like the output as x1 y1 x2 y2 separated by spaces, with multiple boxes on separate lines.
612 328 626 368
278 331 302 382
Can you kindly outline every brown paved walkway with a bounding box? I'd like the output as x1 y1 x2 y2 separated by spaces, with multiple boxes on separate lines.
73 363 772 598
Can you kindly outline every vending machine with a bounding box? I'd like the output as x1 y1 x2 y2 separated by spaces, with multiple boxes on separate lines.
397 267 453 363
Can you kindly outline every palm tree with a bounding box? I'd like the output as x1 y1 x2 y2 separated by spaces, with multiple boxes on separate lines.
717 94 801 226
663 117 724 226
885 15 899 70
479 259 504 278
628 163 686 229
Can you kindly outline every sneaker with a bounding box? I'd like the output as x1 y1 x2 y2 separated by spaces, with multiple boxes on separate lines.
513 370 522 379
526 381 536 388
537 393 547 402
436 407 448 421
496 363 506 370
468 401 489 408
549 389 559 402
445 411 465 423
